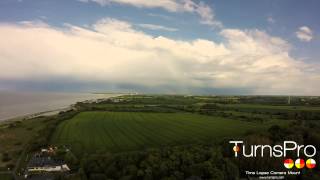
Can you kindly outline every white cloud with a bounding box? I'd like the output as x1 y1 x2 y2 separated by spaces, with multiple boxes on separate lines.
296 26 313 42
78 0 180 11
0 19 319 95
182 0 222 28
137 23 178 32
78 0 222 28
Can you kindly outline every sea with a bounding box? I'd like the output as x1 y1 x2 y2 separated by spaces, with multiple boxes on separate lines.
0 91 119 121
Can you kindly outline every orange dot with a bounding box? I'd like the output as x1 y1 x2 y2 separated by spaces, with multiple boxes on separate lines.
233 145 240 152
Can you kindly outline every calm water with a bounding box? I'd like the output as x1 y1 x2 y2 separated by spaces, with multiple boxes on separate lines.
0 91 119 121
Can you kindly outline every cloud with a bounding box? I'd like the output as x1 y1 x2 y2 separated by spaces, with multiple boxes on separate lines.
137 23 178 32
0 19 319 95
182 0 222 28
296 26 313 42
78 0 222 28
78 0 178 12
78 0 180 11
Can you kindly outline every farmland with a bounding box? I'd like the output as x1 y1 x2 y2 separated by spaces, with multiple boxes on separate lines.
1 95 320 179
51 111 287 155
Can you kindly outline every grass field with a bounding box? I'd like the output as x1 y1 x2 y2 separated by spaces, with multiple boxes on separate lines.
51 112 287 155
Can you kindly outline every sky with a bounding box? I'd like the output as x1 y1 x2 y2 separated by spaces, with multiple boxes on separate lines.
0 0 319 95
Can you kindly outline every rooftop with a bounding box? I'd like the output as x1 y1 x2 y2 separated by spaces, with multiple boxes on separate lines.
27 154 64 168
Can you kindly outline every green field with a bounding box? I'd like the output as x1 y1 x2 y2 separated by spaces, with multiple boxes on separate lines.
51 112 287 155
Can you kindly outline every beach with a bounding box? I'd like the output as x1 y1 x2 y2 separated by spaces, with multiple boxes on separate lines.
0 91 121 122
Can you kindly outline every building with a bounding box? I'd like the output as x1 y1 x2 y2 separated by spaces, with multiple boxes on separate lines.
27 154 70 173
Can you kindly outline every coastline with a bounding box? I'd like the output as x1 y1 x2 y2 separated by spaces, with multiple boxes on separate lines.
0 94 122 124
0 107 71 125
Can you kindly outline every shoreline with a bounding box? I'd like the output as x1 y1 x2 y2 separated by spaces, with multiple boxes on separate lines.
0 107 72 124
0 94 122 124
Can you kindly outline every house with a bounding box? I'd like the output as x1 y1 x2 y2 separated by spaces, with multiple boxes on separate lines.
27 154 70 173
24 146 72 179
